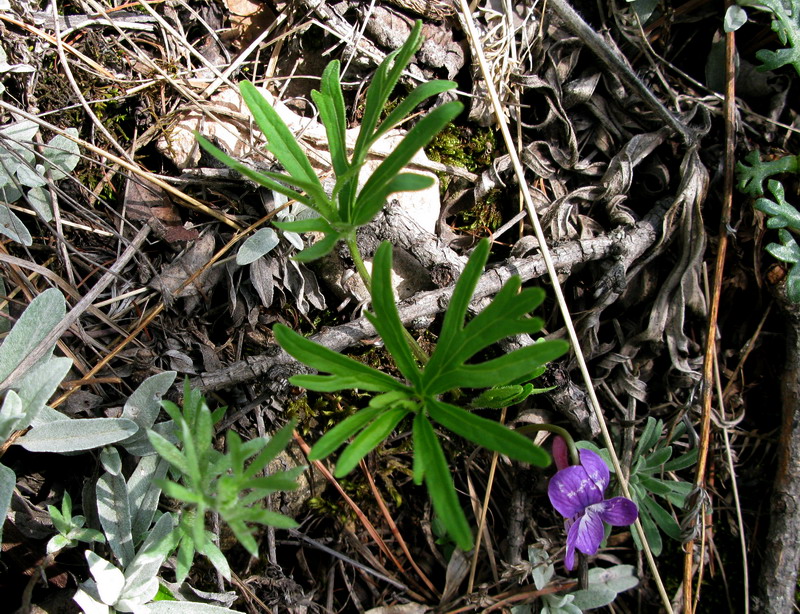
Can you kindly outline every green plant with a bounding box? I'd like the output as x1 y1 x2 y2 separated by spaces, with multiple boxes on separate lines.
579 418 696 556
729 0 800 301
509 545 639 613
0 120 81 244
195 19 570 552
276 239 569 550
47 491 105 554
147 380 303 583
197 20 462 270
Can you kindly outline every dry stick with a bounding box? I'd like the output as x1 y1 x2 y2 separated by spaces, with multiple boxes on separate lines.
457 1 673 610
0 225 150 392
0 101 242 230
291 432 422 600
682 13 737 614
50 207 283 407
359 459 440 597
545 0 694 146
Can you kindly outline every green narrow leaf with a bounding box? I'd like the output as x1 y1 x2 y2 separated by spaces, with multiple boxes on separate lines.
195 133 320 212
334 406 411 477
354 101 463 226
413 413 473 551
633 418 661 459
663 448 698 472
312 60 348 177
372 80 457 144
289 230 343 262
640 495 681 541
365 242 420 386
424 239 490 380
352 21 423 161
148 430 189 475
239 82 328 201
427 400 551 467
308 405 390 461
411 413 427 485
274 323 406 392
244 419 297 479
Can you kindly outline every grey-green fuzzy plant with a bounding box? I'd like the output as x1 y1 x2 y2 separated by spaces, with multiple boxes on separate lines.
197 20 570 551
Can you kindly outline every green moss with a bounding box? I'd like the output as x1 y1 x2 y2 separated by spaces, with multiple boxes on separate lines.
426 123 496 172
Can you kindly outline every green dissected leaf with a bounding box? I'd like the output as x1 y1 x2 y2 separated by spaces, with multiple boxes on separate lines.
755 179 800 230
240 81 328 202
366 242 421 386
245 471 304 498
276 323 406 392
353 101 463 226
766 229 800 301
426 339 569 393
373 80 457 144
413 413 473 551
335 406 411 477
307 405 387 461
175 532 195 585
736 150 800 197
312 60 348 178
427 400 550 466
739 0 800 74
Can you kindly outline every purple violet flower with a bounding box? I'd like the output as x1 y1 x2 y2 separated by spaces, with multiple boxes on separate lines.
547 446 638 570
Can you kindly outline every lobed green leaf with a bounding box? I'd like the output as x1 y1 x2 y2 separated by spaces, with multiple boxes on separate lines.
427 400 550 466
334 406 411 477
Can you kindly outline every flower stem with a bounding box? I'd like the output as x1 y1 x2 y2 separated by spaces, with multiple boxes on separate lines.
517 424 580 466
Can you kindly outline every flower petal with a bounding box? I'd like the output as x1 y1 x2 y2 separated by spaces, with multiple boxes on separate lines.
564 519 579 570
548 465 604 518
579 449 609 493
598 496 639 526
572 508 605 557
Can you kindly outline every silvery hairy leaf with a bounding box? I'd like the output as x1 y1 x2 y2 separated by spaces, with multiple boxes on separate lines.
0 462 14 546
119 371 177 454
0 287 64 383
0 389 23 441
236 227 280 265
18 417 138 453
128 455 169 541
13 357 72 430
570 565 639 610
96 470 135 568
139 602 240 613
117 513 176 611
85 550 125 606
